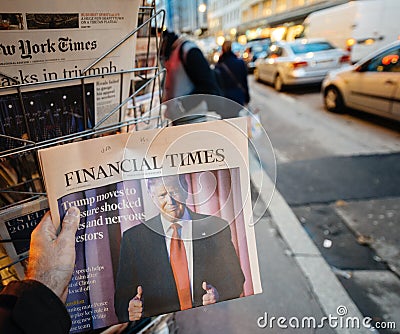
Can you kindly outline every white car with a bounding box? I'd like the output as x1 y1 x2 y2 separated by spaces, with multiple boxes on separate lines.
254 39 350 91
322 40 400 121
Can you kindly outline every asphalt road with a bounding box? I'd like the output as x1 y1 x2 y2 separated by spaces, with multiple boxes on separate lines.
249 77 400 333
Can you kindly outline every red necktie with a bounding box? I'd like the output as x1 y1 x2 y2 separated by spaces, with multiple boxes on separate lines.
170 223 192 310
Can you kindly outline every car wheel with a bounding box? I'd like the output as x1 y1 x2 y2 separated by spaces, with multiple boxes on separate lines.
324 86 345 113
254 68 260 82
274 74 284 92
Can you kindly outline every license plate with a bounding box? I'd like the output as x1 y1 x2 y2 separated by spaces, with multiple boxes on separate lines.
315 59 334 67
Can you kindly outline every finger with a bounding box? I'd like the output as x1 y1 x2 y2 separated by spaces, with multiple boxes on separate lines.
135 285 143 299
129 299 142 308
202 294 212 305
202 293 216 305
115 323 129 334
99 323 129 334
129 312 142 321
31 211 54 242
202 281 213 292
56 207 80 245
128 301 143 320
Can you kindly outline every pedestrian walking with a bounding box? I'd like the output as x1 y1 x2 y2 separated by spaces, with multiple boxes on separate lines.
159 30 221 125
216 41 250 108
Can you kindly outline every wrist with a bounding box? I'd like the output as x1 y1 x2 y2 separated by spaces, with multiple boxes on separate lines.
26 270 66 302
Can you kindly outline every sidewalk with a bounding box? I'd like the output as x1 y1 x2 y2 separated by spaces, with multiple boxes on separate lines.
174 153 371 334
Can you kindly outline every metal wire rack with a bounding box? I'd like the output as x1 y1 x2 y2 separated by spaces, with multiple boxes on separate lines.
0 0 166 285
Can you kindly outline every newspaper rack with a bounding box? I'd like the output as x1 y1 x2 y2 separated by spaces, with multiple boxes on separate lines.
0 1 165 291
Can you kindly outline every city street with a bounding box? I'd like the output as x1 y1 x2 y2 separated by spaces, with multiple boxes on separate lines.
250 77 400 332
3 1 400 334
175 77 400 334
250 78 400 163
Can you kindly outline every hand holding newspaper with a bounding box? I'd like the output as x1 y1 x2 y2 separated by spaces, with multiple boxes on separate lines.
38 118 261 333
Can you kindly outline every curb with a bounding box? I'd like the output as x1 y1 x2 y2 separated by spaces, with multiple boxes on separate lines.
249 152 373 334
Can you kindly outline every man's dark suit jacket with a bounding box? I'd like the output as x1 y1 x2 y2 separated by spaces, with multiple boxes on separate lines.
114 210 245 321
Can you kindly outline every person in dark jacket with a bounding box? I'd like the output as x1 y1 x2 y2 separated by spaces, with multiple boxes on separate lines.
216 41 250 107
160 30 220 101
160 30 222 125
114 175 244 322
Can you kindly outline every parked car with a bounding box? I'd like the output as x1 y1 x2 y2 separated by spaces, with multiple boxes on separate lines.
322 40 400 121
254 39 350 91
241 38 271 73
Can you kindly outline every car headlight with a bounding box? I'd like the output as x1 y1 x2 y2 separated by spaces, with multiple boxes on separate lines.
213 53 220 63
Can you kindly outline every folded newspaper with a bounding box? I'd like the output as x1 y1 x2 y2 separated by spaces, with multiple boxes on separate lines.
38 118 262 333
0 197 48 280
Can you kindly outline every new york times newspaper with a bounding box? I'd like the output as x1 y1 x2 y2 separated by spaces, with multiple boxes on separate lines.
38 118 262 333
0 0 140 133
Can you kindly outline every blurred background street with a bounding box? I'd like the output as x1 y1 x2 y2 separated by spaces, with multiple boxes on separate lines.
153 0 400 332
1 0 399 333
249 76 400 333
170 75 400 334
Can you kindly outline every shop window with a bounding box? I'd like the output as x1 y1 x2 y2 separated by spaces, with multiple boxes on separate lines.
262 0 272 16
251 4 260 19
292 0 306 7
276 0 287 13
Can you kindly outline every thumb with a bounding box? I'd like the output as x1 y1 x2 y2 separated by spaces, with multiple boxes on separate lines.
31 211 54 241
56 207 80 245
135 285 143 300
202 281 209 291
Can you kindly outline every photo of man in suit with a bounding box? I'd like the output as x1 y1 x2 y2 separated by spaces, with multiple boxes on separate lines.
114 174 245 322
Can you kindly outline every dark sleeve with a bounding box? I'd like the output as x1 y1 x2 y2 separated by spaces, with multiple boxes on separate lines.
0 280 71 334
209 222 245 301
184 48 221 96
241 60 250 104
114 231 138 322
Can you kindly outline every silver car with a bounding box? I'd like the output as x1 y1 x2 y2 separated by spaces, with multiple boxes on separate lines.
254 39 350 91
322 40 400 121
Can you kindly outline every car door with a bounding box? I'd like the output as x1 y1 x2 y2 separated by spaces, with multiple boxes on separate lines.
346 45 400 116
391 84 400 119
255 53 269 81
260 46 284 83
384 50 400 119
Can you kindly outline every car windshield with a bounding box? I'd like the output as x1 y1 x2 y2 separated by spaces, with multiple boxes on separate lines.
290 42 334 54
246 39 270 53
252 44 269 53
232 43 243 52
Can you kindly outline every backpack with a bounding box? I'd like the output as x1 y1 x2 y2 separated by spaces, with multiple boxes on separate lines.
178 41 223 96
211 66 225 96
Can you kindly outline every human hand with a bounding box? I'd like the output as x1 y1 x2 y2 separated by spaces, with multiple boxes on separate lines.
202 281 219 305
27 207 80 302
100 323 129 334
128 286 143 321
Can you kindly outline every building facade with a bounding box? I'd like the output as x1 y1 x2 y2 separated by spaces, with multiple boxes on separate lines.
161 0 208 34
208 0 350 43
239 0 349 42
161 0 350 43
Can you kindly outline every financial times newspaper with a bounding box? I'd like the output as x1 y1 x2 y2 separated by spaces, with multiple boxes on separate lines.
38 118 262 333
